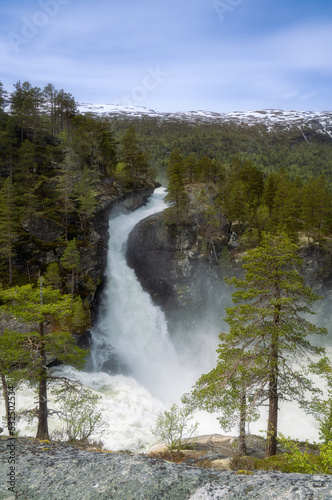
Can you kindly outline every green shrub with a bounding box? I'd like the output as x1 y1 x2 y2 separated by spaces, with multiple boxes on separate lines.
152 403 198 450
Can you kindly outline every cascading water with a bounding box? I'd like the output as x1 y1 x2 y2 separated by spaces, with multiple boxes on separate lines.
90 187 182 399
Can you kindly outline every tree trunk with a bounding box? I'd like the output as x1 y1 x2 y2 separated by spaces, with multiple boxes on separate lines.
238 391 247 456
0 368 10 432
266 330 279 457
71 268 75 304
266 373 278 457
36 322 49 440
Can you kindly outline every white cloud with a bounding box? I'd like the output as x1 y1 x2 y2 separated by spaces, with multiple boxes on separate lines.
0 1 331 112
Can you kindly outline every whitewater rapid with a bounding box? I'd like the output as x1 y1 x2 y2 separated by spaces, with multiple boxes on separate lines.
2 187 330 451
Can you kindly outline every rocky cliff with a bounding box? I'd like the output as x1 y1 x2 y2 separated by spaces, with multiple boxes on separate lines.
13 184 156 309
126 210 332 340
126 210 234 337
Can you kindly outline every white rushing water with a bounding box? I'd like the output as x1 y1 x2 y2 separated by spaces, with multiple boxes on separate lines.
1 187 330 450
90 187 183 399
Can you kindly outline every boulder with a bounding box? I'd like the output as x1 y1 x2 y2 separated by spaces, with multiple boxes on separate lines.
21 215 63 242
147 435 268 461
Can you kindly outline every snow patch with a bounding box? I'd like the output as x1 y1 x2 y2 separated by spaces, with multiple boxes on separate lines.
77 103 332 136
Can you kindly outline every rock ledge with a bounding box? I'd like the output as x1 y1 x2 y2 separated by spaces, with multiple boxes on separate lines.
1 438 332 499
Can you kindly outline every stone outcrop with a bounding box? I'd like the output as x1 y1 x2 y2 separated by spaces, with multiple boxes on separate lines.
126 210 332 342
126 212 232 329
125 207 241 350
21 216 64 242
14 185 156 308
1 438 332 500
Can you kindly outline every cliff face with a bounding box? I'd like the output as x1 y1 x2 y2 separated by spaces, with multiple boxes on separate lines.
126 211 332 341
13 185 156 310
126 212 233 337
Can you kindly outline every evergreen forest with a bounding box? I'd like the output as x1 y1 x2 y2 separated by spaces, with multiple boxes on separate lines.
1 80 332 292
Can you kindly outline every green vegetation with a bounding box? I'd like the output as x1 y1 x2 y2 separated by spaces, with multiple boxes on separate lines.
0 79 156 288
1 79 332 459
306 357 332 445
51 384 108 444
152 403 198 450
163 152 332 249
0 281 87 439
184 233 328 457
231 436 332 474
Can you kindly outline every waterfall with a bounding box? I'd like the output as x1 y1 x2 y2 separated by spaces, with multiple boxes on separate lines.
2 187 329 451
90 187 181 399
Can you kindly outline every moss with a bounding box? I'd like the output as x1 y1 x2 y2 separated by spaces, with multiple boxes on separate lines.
151 451 186 464
231 453 329 474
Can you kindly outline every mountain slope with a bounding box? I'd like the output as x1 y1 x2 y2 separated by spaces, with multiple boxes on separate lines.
77 103 332 138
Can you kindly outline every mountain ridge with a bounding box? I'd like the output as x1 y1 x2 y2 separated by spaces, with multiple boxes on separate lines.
77 103 332 138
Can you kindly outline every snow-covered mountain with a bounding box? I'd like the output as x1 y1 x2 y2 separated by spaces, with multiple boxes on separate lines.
77 103 332 138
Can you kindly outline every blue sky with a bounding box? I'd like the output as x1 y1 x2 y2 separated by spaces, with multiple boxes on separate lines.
0 0 332 112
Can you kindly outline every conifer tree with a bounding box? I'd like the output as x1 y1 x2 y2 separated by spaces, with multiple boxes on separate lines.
56 153 77 240
302 176 332 240
188 232 327 457
262 173 277 217
44 262 62 290
75 167 97 240
61 238 80 302
0 80 7 111
121 126 149 184
0 178 19 284
165 148 188 224
43 83 57 137
183 154 197 183
308 357 332 445
0 283 87 439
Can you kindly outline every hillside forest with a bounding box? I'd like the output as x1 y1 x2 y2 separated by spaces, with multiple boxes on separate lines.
1 80 332 290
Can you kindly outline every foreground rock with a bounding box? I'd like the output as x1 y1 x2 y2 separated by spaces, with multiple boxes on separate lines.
147 434 268 461
1 438 332 499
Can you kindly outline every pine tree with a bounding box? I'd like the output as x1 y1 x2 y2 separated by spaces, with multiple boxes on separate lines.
0 282 87 439
121 126 149 184
222 180 248 236
43 83 57 137
0 80 7 111
61 238 80 302
188 232 327 457
183 154 197 183
75 167 97 240
308 358 332 445
302 176 332 241
0 178 19 284
165 148 188 224
262 173 277 217
56 152 77 240
44 262 62 290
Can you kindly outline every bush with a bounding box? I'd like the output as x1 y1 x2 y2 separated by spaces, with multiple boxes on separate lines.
231 437 332 474
52 385 108 444
152 403 198 450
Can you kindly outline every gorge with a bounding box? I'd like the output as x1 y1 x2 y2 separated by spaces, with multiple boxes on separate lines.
1 184 332 451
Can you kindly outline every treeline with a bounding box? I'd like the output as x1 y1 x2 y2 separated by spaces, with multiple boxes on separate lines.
0 80 156 287
165 149 332 249
1 78 332 285
110 116 332 187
